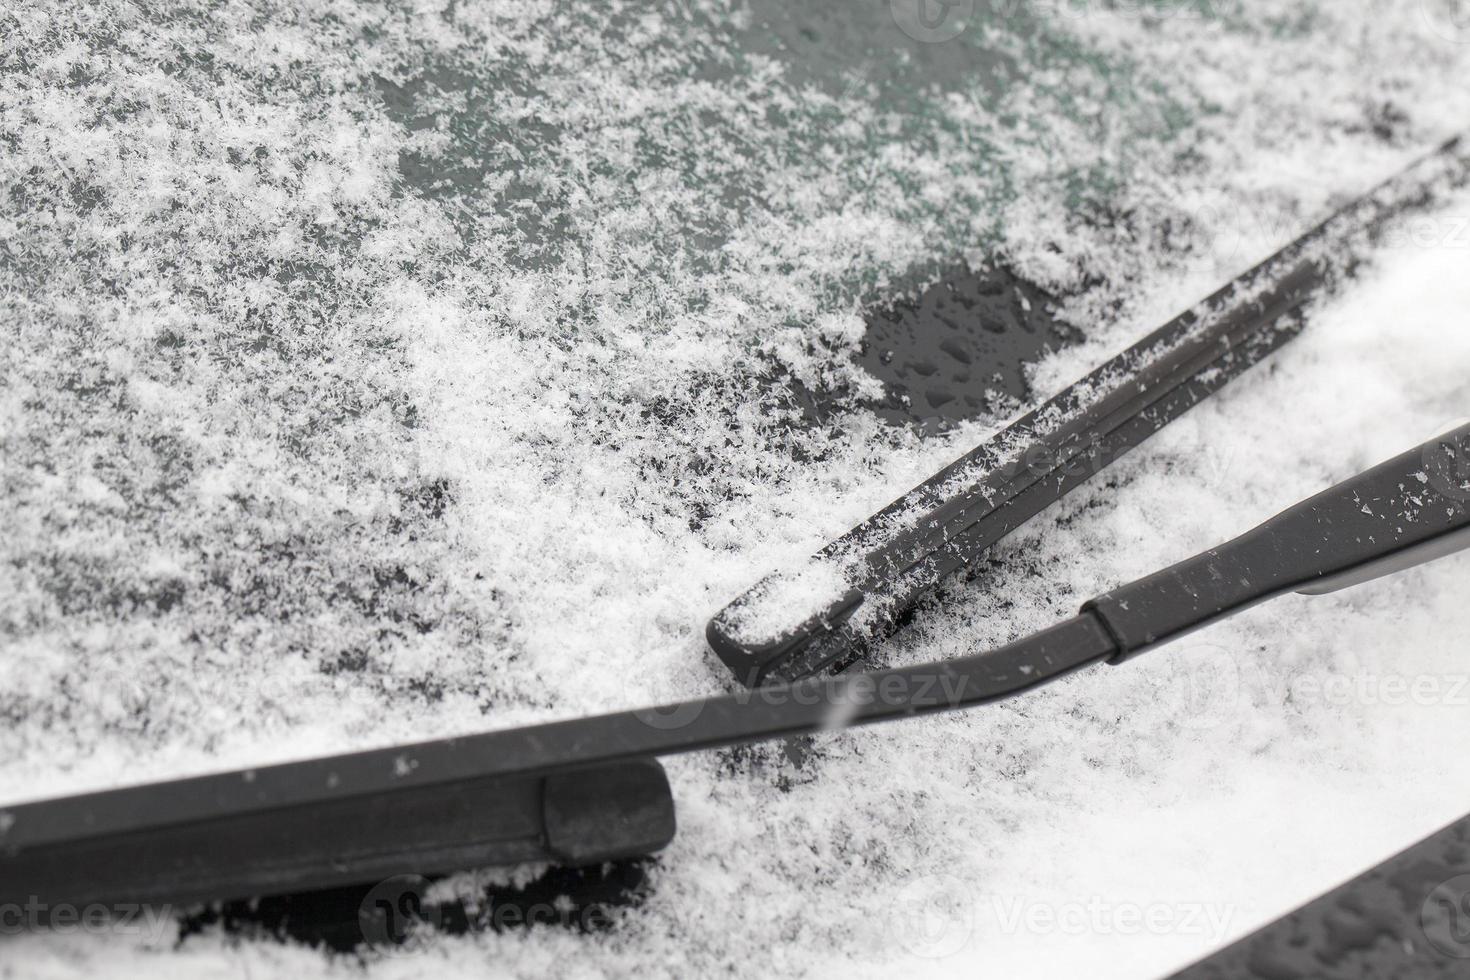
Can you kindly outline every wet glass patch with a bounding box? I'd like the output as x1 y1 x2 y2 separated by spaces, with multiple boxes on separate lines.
858 265 1079 432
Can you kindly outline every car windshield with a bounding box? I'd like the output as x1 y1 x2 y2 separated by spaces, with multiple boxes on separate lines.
4 2 1470 976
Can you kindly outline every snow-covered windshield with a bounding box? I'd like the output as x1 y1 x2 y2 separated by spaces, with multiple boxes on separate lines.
4 2 1470 976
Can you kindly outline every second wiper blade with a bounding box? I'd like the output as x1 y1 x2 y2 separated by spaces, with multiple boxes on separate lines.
706 133 1470 687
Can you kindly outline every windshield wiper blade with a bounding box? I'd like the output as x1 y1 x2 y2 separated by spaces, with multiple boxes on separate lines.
707 133 1470 687
2 425 1467 916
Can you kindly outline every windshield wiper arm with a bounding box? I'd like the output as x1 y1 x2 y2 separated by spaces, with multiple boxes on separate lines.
2 426 1467 918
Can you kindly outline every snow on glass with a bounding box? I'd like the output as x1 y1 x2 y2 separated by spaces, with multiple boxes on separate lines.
3 1 1470 977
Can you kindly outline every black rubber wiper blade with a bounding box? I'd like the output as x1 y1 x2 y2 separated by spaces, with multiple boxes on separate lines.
706 134 1470 687
0 618 1116 914
2 424 1468 915
3 615 1114 859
